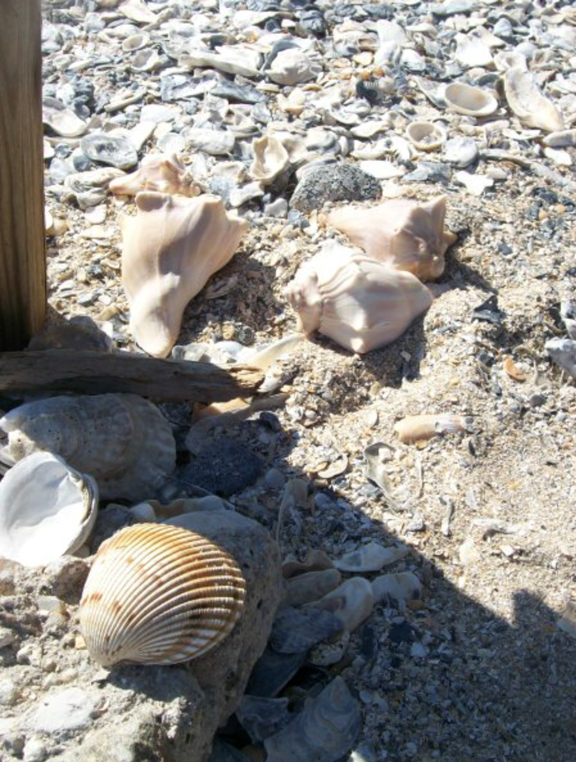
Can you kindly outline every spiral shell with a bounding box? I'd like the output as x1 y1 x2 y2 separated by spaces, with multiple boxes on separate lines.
80 523 246 667
0 394 176 502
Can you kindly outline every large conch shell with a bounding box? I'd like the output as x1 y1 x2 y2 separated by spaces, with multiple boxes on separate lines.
80 522 246 667
0 394 176 502
121 192 247 357
503 67 564 133
0 452 98 567
109 154 199 197
286 243 433 353
327 197 457 282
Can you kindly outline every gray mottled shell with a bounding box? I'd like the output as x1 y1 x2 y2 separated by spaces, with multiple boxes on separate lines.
80 523 246 667
0 394 176 502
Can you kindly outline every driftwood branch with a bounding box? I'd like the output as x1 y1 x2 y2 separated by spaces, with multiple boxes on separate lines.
0 350 264 402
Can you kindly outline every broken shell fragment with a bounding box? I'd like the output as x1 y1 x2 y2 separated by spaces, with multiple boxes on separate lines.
444 82 498 117
503 67 564 133
0 394 176 502
406 122 446 152
286 243 433 353
121 192 247 357
334 541 408 573
309 577 374 632
0 452 98 567
80 522 246 667
250 135 290 185
109 154 199 197
371 572 422 607
394 413 471 444
327 197 456 282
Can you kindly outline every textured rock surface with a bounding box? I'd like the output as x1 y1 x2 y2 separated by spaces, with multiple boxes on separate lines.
290 164 381 212
0 511 283 762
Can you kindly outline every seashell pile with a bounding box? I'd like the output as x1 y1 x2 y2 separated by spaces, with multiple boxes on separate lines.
286 243 433 353
327 196 457 282
0 394 176 502
80 522 246 667
121 192 247 358
0 452 98 567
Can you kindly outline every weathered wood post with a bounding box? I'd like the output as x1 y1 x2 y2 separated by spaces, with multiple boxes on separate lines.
0 0 46 350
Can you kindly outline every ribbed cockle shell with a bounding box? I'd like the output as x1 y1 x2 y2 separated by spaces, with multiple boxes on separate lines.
80 523 246 667
327 197 457 282
121 192 247 357
286 243 433 353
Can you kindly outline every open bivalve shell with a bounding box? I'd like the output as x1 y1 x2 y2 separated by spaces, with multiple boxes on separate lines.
0 394 176 502
0 452 98 567
406 122 446 152
121 192 247 358
79 522 246 667
327 197 456 282
250 135 290 185
444 82 498 117
109 154 199 197
503 67 565 133
286 243 433 354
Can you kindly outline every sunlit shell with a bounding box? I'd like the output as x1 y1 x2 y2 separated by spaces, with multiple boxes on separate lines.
109 154 199 197
406 122 446 152
0 394 176 502
327 197 457 282
121 192 247 357
250 135 290 185
80 523 246 667
503 66 564 133
0 452 98 567
444 82 498 117
286 243 433 353
394 413 471 443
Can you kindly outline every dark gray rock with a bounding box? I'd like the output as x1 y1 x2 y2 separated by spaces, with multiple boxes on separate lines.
246 648 307 697
179 437 264 497
290 164 381 212
269 606 343 654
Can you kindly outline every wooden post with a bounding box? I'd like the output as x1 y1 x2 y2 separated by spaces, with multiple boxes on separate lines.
0 1 46 350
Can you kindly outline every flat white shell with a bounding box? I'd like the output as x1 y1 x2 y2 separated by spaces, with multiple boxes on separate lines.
444 82 498 117
80 523 246 667
0 452 98 567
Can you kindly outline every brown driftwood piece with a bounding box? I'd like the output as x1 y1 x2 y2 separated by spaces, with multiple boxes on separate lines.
0 350 264 402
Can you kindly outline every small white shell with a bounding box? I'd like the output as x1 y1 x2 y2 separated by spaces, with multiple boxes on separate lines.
394 413 471 443
0 394 176 502
80 523 246 667
444 82 498 117
250 136 290 185
0 452 98 567
286 243 433 354
503 67 565 133
406 122 446 152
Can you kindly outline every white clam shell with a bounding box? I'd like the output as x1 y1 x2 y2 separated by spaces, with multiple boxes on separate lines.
80 523 246 667
503 66 565 133
121 192 247 357
0 394 176 502
444 82 498 117
250 136 290 185
327 196 457 282
406 122 446 152
286 243 433 353
0 452 98 567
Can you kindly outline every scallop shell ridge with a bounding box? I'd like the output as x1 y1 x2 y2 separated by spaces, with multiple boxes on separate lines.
80 523 246 667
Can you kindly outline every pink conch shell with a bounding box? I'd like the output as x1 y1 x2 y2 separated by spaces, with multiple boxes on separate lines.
121 192 247 357
327 196 457 281
110 154 199 197
286 243 433 354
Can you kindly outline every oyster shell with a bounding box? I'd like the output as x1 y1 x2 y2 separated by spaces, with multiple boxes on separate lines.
503 67 565 133
0 452 98 567
406 121 446 152
109 154 198 197
0 394 176 502
286 244 433 353
327 197 457 281
80 522 246 667
444 82 498 117
250 136 290 185
394 413 471 443
121 192 247 357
